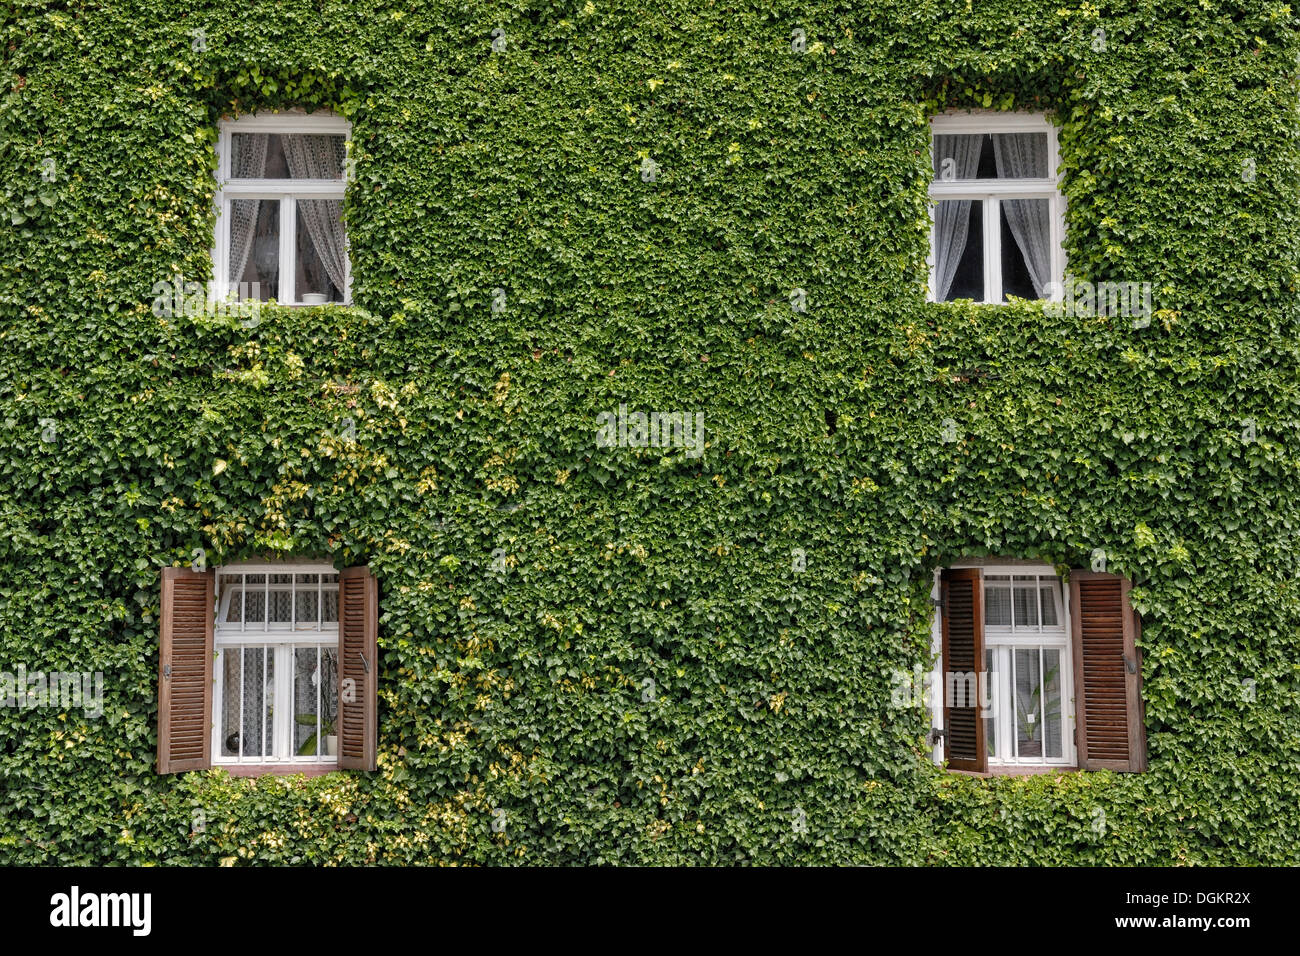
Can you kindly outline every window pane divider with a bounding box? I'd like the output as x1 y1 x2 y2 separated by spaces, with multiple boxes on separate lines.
929 181 1057 197
279 196 294 303
984 196 1000 303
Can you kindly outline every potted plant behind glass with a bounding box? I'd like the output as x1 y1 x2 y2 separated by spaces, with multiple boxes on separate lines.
295 651 340 757
1014 661 1061 758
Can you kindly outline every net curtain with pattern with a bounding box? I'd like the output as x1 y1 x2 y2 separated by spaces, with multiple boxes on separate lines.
933 134 983 301
992 133 1052 298
934 132 1052 300
228 134 347 299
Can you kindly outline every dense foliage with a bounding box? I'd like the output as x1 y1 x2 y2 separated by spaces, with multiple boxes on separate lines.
2 0 1299 864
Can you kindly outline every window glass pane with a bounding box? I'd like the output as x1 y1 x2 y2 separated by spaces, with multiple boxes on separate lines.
323 587 338 623
989 132 1049 179
1013 576 1039 628
295 200 347 304
322 648 338 755
223 587 242 623
933 132 1048 180
1014 648 1042 759
984 648 996 759
934 199 983 301
1043 649 1063 759
294 647 320 756
296 584 320 628
262 648 274 757
221 650 241 757
985 582 1011 627
224 647 271 758
243 647 266 758
228 199 279 300
1040 582 1059 627
932 133 986 181
269 587 292 624
291 647 340 758
244 588 266 627
232 133 345 180
999 198 1051 301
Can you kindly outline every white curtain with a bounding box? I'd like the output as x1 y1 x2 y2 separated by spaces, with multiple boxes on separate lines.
283 135 348 296
933 134 983 300
993 133 1052 297
228 134 268 287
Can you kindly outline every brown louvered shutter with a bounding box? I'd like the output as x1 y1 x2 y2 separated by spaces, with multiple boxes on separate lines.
1070 571 1147 772
941 567 986 772
157 567 214 773
338 565 378 770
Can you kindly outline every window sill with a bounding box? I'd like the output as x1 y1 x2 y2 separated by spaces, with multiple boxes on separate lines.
949 765 1077 778
219 763 339 778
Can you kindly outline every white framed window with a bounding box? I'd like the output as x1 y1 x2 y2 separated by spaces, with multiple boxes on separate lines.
927 113 1065 304
211 563 340 766
212 111 351 306
980 572 1074 767
929 562 1077 771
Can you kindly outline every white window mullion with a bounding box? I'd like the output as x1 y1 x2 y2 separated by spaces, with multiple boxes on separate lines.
1009 646 1019 761
1039 646 1048 761
985 197 1000 303
280 196 295 304
1036 576 1044 634
279 196 295 304
279 644 293 760
316 646 323 760
1000 647 1012 763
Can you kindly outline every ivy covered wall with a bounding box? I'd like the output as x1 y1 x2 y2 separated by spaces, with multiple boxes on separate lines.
2 0 1299 864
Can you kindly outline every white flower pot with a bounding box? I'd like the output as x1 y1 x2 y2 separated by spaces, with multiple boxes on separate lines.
324 735 338 756
301 293 329 305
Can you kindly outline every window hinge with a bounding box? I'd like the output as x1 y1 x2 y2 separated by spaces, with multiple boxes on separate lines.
163 664 171 679
927 727 947 747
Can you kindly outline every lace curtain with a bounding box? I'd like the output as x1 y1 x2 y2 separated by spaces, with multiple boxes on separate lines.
228 134 269 287
933 134 983 300
282 135 348 296
992 133 1053 297
221 647 273 757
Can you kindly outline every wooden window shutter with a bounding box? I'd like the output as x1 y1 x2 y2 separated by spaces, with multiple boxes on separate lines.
338 565 378 770
1070 571 1148 772
941 567 986 772
157 567 214 773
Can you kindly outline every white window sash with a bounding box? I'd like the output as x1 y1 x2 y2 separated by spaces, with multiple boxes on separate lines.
212 642 338 765
211 112 351 305
926 113 1066 304
210 561 341 765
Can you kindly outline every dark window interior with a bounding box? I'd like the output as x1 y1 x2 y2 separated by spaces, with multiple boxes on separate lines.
999 209 1036 301
945 201 984 301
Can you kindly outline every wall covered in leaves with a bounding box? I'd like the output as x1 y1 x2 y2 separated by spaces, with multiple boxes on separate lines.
2 0 1299 864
